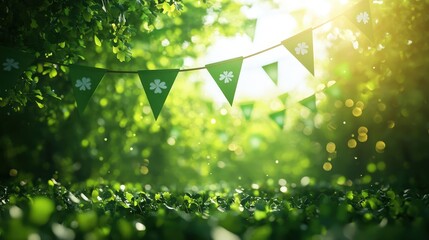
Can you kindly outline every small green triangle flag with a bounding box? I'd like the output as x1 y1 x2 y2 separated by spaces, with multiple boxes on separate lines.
138 69 179 120
345 0 373 41
269 110 286 129
69 65 107 114
240 102 254 121
282 29 314 75
244 19 257 42
299 94 317 113
0 46 34 90
262 62 278 85
206 57 243 106
324 83 342 99
278 92 289 107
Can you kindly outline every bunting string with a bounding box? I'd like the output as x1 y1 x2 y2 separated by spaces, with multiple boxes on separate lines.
0 0 374 121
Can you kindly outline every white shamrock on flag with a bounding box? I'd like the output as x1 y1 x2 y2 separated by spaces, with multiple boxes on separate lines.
356 11 370 24
295 42 309 55
150 79 167 94
2 58 19 71
219 71 234 84
75 77 92 91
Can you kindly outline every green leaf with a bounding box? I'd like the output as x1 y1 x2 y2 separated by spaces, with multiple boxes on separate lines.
45 87 62 100
254 210 267 221
36 101 44 108
30 19 38 28
94 35 102 47
35 94 43 101
92 189 99 202
125 192 134 202
49 68 57 78
83 10 92 22
117 51 126 62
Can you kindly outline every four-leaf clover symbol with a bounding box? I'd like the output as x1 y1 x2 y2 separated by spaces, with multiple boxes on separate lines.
75 77 92 91
356 11 370 24
150 79 167 94
295 42 309 55
219 71 234 84
3 58 19 71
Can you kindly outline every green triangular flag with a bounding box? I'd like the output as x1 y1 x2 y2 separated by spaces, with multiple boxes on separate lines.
262 62 278 85
278 92 289 107
138 69 179 120
240 102 254 121
0 46 34 90
299 94 317 113
324 83 342 99
244 19 257 42
345 0 373 41
69 65 107 114
282 29 314 75
269 110 286 129
206 57 243 106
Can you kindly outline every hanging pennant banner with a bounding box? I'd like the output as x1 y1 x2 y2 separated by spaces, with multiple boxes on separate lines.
240 102 254 121
206 57 243 106
269 109 286 129
299 94 317 113
282 29 315 75
69 65 107 114
138 69 179 120
0 46 34 90
262 62 279 85
345 0 373 41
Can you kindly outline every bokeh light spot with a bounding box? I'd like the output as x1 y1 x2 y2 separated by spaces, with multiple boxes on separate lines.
345 99 354 108
300 176 310 186
367 163 377 173
326 142 336 153
358 126 368 135
140 166 149 175
352 107 362 117
377 161 386 171
335 100 343 108
99 98 108 107
167 137 176 146
358 134 368 142
323 162 333 171
375 141 386 153
347 139 357 148
355 101 365 109
9 169 18 177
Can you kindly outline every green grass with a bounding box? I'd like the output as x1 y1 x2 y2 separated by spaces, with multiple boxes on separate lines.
1 180 428 240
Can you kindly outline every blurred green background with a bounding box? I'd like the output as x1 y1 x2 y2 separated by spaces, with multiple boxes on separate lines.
1 0 428 191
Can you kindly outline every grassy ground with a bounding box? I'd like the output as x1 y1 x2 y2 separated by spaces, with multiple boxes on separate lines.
1 180 428 240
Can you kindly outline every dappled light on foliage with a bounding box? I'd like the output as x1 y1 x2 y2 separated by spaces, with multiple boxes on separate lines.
1 0 429 239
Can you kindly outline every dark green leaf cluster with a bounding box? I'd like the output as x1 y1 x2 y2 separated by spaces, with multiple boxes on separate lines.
1 181 428 239
0 0 183 111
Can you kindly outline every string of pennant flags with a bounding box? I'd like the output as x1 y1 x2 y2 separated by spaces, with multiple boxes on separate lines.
0 0 373 126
